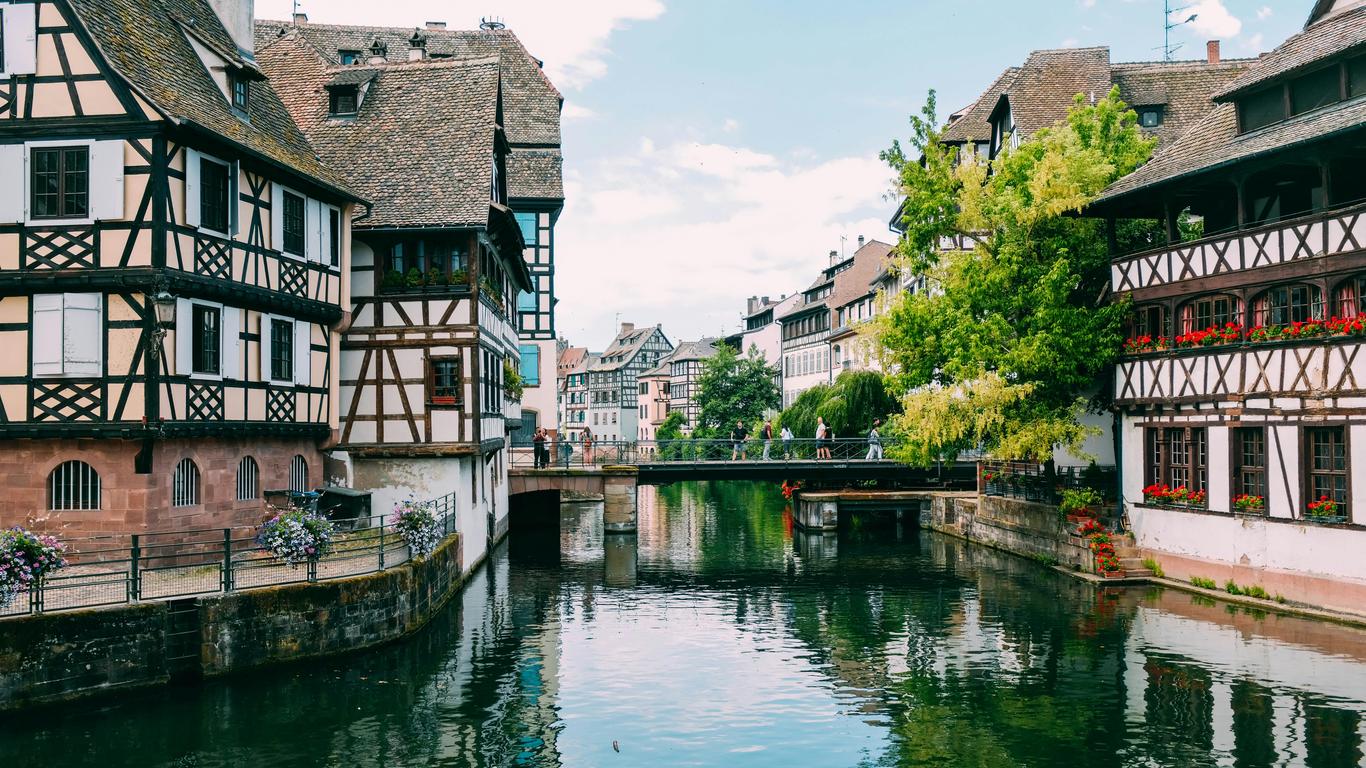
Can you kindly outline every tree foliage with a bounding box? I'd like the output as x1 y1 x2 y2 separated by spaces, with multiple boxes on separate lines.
654 410 688 459
878 87 1154 464
776 370 901 439
695 344 780 436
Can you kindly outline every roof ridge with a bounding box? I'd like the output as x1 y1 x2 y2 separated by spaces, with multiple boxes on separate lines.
326 54 500 73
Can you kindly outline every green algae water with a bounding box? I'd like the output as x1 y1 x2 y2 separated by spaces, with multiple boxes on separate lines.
3 481 1366 767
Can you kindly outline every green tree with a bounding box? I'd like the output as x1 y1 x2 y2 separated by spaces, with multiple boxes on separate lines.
776 371 900 439
695 344 779 436
877 87 1154 464
655 410 688 459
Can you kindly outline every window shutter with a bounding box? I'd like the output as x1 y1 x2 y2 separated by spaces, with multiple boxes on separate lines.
294 319 311 386
175 298 192 376
229 161 240 236
270 183 284 252
184 149 201 228
90 140 125 221
32 294 64 376
63 293 102 376
320 205 332 267
222 306 240 379
259 313 272 381
4 3 37 76
305 198 322 261
0 144 22 223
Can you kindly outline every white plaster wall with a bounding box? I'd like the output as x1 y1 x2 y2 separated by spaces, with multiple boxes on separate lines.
1352 424 1366 525
1053 409 1115 468
1130 505 1366 582
1121 414 1146 502
521 339 559 433
1269 425 1300 519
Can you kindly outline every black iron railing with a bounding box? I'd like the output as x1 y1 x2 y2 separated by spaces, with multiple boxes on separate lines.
510 437 900 468
979 460 1117 505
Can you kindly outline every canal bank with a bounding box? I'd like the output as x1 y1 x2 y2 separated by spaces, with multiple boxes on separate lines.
0 529 494 712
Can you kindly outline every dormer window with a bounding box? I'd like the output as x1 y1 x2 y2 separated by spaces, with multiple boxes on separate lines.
329 86 358 116
230 74 249 112
1136 106 1164 128
338 49 363 65
1237 54 1366 134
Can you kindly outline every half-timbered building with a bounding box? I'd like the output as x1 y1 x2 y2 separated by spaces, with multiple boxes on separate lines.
258 25 532 565
586 323 671 443
1086 0 1366 610
0 0 362 536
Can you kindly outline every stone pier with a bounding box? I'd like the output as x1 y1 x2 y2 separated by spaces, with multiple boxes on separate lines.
602 466 639 533
793 490 933 531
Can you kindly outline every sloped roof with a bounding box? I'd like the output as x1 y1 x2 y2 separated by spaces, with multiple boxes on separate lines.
257 33 499 228
670 338 720 363
256 19 563 200
558 346 587 373
68 0 357 199
589 325 669 372
830 240 894 310
941 68 1020 144
994 47 1114 139
1215 4 1366 100
1112 59 1253 144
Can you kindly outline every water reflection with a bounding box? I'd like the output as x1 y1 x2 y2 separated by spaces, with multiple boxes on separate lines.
1 481 1364 767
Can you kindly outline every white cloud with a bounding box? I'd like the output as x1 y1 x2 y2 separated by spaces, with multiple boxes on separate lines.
563 102 598 121
722 118 740 133
1061 37 1080 47
1079 0 1096 8
257 0 665 89
554 139 894 345
1257 6 1273 20
1241 32 1266 53
1181 0 1242 39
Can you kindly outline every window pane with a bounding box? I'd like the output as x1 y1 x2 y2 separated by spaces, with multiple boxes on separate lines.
270 319 293 381
191 304 220 375
282 192 305 255
63 148 88 217
1291 66 1340 116
1350 56 1366 99
1239 87 1285 133
201 158 230 233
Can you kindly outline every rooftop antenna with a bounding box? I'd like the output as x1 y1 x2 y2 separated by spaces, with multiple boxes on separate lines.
1164 0 1198 61
839 234 847 258
480 16 506 31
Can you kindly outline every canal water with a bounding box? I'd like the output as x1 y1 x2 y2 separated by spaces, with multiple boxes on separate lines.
4 481 1366 767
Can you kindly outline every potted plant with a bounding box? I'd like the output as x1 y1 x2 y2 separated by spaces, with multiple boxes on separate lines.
405 267 424 288
1142 484 1172 505
1232 494 1265 515
424 266 447 287
392 498 442 559
0 527 67 608
256 506 335 567
381 270 406 290
982 469 1001 496
1095 550 1124 577
449 268 469 287
1306 496 1347 524
1060 488 1104 523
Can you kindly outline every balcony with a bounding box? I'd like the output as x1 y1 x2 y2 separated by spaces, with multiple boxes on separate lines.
1111 201 1366 295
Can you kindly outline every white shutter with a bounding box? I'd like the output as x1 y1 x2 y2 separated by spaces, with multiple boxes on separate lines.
175 298 191 376
305 198 322 261
184 148 201 228
259 313 273 381
63 294 102 376
222 306 240 379
320 205 332 267
90 140 125 221
4 3 37 76
270 183 284 252
229 161 240 235
32 294 64 376
0 144 23 223
293 319 311 386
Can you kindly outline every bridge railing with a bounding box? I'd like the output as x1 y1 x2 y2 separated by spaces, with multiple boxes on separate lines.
511 437 900 468
979 460 1117 505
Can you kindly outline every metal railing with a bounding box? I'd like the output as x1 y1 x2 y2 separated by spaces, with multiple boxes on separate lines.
0 492 459 620
510 437 900 468
979 460 1117 505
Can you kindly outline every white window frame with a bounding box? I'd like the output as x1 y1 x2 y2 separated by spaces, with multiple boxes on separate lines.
24 139 95 226
261 313 309 386
32 292 103 378
271 182 310 261
185 148 238 237
176 297 233 381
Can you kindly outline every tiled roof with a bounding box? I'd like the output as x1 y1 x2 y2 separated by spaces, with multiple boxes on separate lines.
256 19 564 201
257 33 499 229
558 346 587 373
941 68 1019 144
996 47 1114 139
830 240 894 310
1214 4 1366 100
1112 59 1253 144
669 338 720 363
68 0 357 198
588 326 669 372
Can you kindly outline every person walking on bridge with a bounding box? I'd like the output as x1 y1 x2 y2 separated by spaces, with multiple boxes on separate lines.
781 424 793 459
581 427 595 466
761 420 774 460
865 419 883 461
731 420 749 461
815 417 830 460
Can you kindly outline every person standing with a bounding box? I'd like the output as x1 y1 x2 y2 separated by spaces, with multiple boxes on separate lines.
581 427 595 466
731 420 749 461
865 419 883 461
761 420 774 460
815 417 829 460
781 424 794 459
532 427 548 469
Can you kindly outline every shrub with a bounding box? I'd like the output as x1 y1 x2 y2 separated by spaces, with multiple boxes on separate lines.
257 507 335 567
392 498 442 559
1224 579 1242 595
0 528 67 607
1190 576 1217 589
1141 557 1164 578
1060 487 1103 516
1242 584 1269 600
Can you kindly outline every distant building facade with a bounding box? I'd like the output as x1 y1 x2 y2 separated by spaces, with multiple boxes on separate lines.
587 324 672 442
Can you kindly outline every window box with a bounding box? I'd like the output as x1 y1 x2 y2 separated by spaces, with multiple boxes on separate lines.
1304 514 1349 526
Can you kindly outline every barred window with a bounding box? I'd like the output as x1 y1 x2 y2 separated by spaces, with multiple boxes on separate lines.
172 458 200 507
48 460 100 511
288 454 309 493
236 456 259 501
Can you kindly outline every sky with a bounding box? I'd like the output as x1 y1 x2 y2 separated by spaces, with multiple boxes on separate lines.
257 0 1304 350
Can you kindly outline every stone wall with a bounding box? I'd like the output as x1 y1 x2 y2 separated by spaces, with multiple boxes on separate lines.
923 493 1092 569
0 532 466 711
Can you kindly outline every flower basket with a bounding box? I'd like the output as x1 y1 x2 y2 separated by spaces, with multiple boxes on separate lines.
392 498 442 559
257 507 335 567
1306 496 1346 524
0 527 67 608
1232 494 1265 515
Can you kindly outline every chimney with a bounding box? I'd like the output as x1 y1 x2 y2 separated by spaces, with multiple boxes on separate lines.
857 235 865 248
293 12 307 24
368 37 388 65
1207 40 1221 65
746 296 760 315
425 21 447 30
620 322 635 334
408 29 427 61
207 0 255 60
829 249 838 266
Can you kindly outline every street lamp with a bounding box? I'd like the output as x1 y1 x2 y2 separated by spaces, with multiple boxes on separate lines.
147 289 176 359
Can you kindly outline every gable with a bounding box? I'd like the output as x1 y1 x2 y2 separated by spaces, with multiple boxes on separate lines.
0 0 142 121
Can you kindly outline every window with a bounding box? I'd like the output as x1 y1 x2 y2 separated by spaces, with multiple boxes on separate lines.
270 317 293 382
31 146 89 219
1145 427 1207 493
519 344 540 385
428 356 461 406
1238 86 1286 133
289 455 309 493
514 210 538 246
1335 275 1366 318
1180 295 1241 334
48 460 100 511
31 293 102 377
1252 285 1323 327
338 50 363 65
191 304 221 375
328 207 341 267
329 86 358 116
1306 427 1348 517
172 458 200 507
230 74 250 112
381 239 468 290
199 156 231 234
1350 55 1366 99
1290 66 1340 116
1137 106 1164 128
237 456 259 501
280 190 305 256
1233 427 1267 502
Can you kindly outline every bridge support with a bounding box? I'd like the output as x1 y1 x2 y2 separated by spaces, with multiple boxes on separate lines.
794 495 840 531
602 466 639 533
